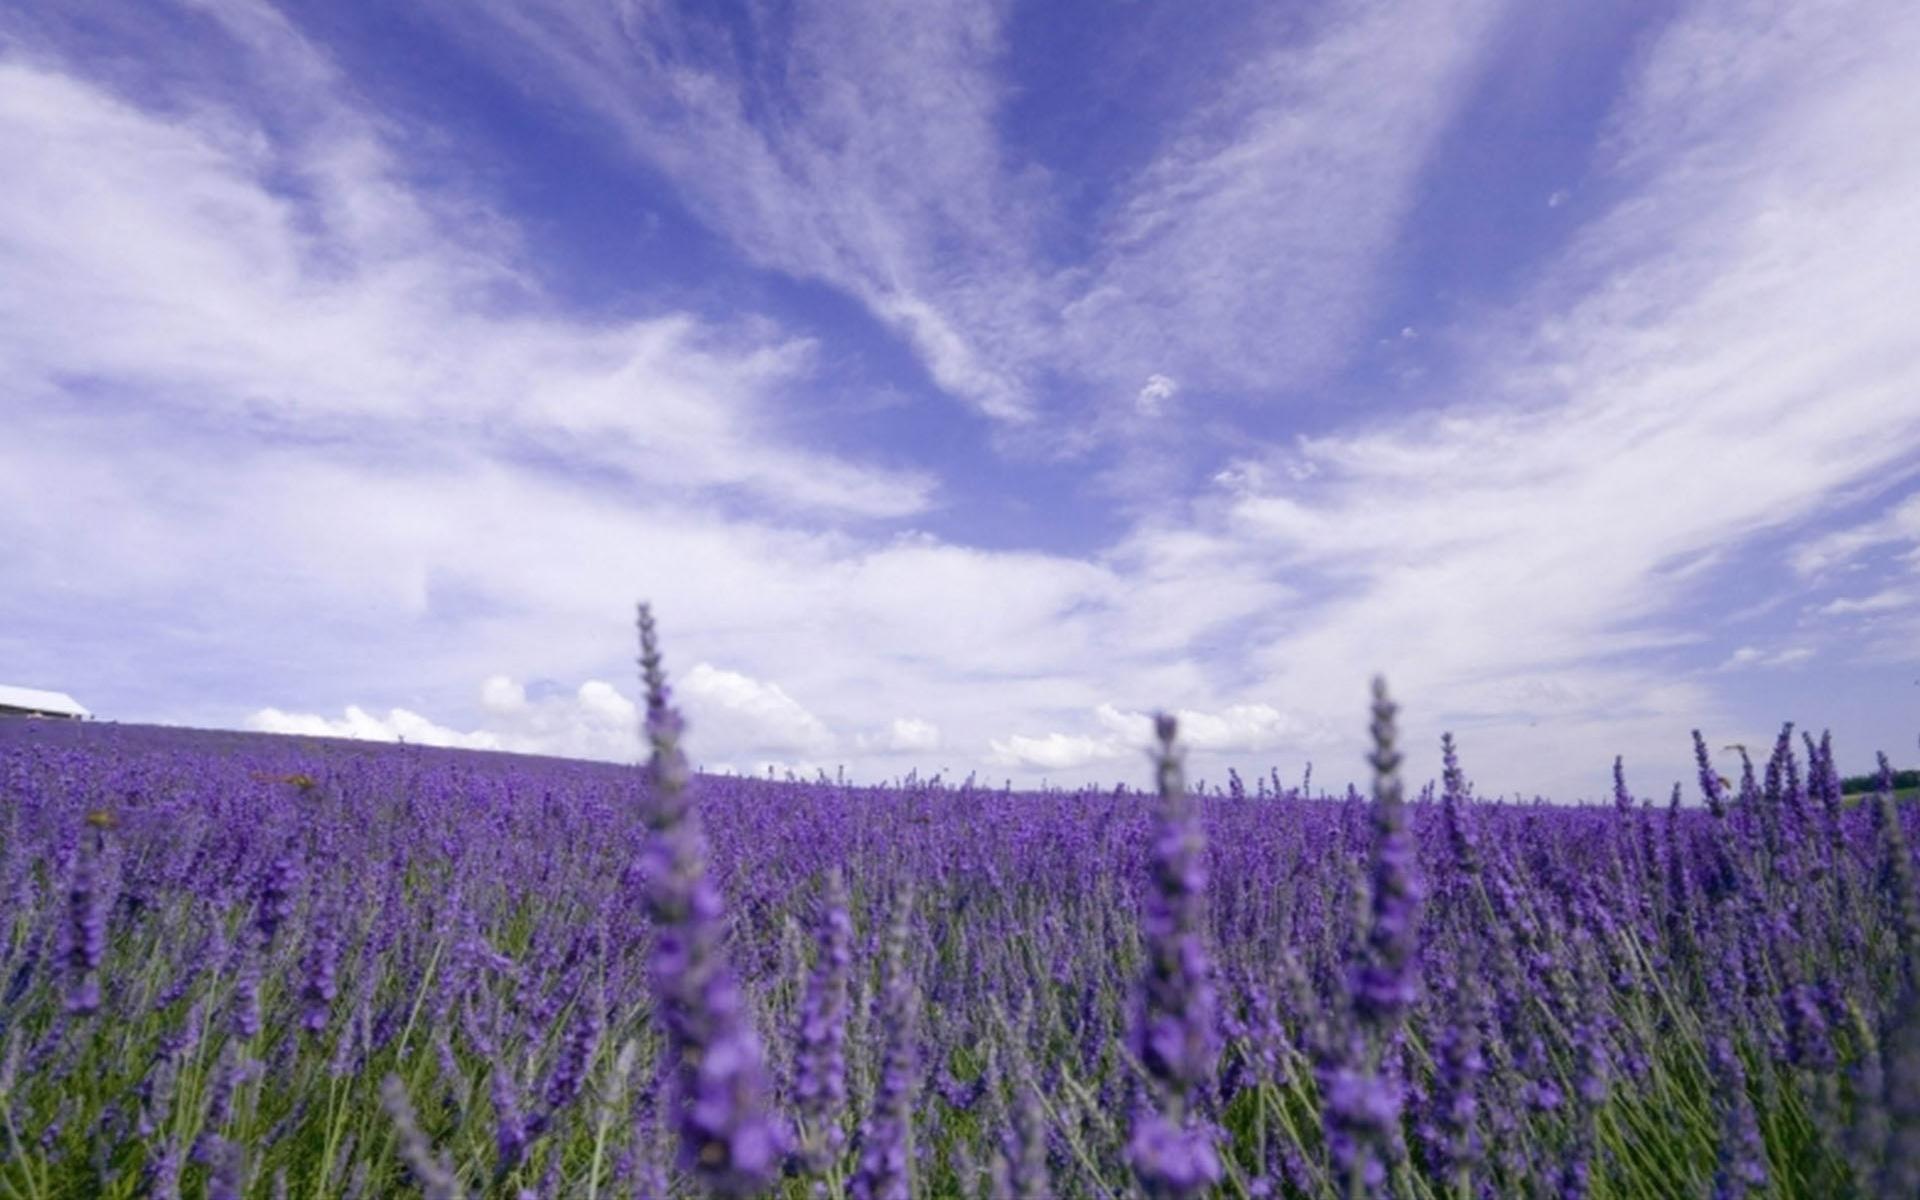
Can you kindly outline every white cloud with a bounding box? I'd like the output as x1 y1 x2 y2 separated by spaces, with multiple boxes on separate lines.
0 50 930 519
1051 0 1505 400
247 704 500 751
987 731 1123 773
860 717 943 754
480 675 526 714
251 676 638 761
1136 374 1179 417
679 663 834 757
992 700 1318 774
1719 646 1814 671
10 0 1920 800
249 664 844 769
430 0 1505 423
1817 588 1919 617
1790 493 1920 578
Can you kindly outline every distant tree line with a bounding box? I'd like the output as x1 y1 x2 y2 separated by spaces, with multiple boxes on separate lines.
1841 766 1920 793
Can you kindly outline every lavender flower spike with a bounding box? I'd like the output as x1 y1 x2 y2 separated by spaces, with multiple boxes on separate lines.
1325 677 1423 1198
793 869 853 1174
1693 730 1728 818
1127 713 1222 1199
1355 677 1422 1034
851 892 917 1200
63 822 110 1017
381 1075 465 1200
636 603 787 1197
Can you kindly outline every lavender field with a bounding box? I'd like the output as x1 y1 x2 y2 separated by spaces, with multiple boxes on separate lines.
2 619 1917 1199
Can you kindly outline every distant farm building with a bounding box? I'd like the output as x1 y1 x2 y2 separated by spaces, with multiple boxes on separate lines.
0 684 90 720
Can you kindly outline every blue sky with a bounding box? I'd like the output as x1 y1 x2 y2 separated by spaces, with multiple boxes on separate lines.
3 0 1917 797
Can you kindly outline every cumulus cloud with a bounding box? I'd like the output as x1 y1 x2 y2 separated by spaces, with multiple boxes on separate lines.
247 704 500 751
679 663 834 757
987 732 1123 773
991 701 1317 773
250 677 638 761
860 717 943 754
252 665 843 767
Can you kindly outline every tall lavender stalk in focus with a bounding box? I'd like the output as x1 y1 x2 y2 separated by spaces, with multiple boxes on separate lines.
1127 714 1222 1199
636 603 786 1197
1324 677 1423 1198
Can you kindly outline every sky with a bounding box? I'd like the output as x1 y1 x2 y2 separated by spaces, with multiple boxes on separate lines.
2 0 1918 798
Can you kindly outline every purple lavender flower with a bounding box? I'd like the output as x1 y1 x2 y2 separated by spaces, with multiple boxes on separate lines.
1710 1038 1767 1199
635 604 786 1197
62 828 108 1017
541 991 602 1120
793 870 853 1173
1694 730 1728 817
1324 677 1423 1196
200 1134 244 1200
852 894 917 1200
1127 1109 1222 1200
299 904 341 1035
490 1056 529 1179
1422 981 1485 1186
145 1137 184 1200
1440 732 1482 891
256 852 300 946
1321 1065 1398 1193
1355 678 1422 1033
229 947 263 1042
1001 1075 1052 1200
1873 752 1920 983
1126 714 1222 1200
1134 714 1219 1094
381 1075 465 1200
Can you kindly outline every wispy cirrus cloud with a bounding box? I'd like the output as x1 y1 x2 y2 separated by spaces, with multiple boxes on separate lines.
0 23 930 520
432 0 1509 426
430 0 1044 421
1056 0 1507 399
984 0 1920 792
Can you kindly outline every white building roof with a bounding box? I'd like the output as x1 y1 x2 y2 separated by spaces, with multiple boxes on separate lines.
0 684 90 717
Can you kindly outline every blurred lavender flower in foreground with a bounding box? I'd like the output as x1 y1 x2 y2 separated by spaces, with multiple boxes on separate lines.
1127 713 1222 1199
636 603 786 1197
381 1075 464 1200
